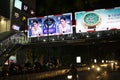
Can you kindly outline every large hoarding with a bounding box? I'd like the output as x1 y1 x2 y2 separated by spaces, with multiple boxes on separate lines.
27 13 72 38
75 7 120 33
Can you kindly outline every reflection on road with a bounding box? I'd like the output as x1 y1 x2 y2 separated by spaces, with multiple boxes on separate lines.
1 65 120 80
41 67 120 80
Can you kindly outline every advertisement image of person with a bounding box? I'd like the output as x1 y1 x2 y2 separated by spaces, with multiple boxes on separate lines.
31 20 43 37
58 16 71 34
43 18 56 35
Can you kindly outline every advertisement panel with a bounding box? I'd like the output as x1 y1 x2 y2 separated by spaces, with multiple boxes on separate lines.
27 13 72 38
14 0 22 10
12 24 20 31
75 7 120 33
27 17 42 37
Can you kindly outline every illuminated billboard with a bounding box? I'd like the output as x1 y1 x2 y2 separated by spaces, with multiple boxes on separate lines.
12 24 20 31
14 0 22 10
75 7 120 33
27 13 72 38
27 17 42 37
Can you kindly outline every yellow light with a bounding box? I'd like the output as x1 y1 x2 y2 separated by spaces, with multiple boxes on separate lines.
111 63 114 66
67 75 72 79
115 62 118 65
22 16 26 21
91 65 95 68
1 19 5 24
100 64 108 67
96 67 101 71
88 67 90 70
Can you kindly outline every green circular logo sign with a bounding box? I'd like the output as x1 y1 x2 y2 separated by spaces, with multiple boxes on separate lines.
83 12 100 27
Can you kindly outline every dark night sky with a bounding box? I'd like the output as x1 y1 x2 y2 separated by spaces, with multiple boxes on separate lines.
36 0 120 16
0 0 10 18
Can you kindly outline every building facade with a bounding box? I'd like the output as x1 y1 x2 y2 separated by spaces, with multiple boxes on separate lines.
0 0 36 33
0 0 10 33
